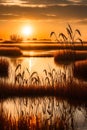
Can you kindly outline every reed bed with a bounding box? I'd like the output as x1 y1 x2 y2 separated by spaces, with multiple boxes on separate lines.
0 61 87 130
0 58 9 77
0 81 87 101
54 50 87 64
0 47 22 57
0 101 76 130
0 96 86 130
0 64 87 100
0 112 66 130
73 60 87 81
0 110 76 130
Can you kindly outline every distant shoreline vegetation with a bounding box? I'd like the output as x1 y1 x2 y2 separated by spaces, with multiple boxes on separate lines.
0 47 22 57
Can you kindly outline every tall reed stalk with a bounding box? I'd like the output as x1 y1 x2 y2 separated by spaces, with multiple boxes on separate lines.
50 24 83 48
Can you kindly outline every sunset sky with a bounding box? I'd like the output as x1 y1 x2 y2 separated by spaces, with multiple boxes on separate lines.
0 0 87 40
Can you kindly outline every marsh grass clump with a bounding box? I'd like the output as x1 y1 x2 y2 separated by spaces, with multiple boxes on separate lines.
0 47 22 57
15 65 41 86
0 109 70 130
15 64 61 88
0 63 87 100
0 97 87 130
0 77 87 101
54 50 87 64
73 60 87 81
54 50 75 63
0 58 9 77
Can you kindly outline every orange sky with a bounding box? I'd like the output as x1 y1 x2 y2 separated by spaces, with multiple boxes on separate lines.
0 0 87 41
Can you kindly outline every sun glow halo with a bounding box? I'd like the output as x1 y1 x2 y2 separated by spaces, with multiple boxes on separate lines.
21 26 33 36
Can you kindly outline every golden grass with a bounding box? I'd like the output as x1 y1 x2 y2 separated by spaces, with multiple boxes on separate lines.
0 96 86 130
0 105 73 130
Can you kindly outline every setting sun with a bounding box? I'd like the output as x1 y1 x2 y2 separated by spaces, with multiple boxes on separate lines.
21 26 33 36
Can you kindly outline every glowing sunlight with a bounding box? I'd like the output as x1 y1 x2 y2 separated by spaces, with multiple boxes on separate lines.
21 25 33 37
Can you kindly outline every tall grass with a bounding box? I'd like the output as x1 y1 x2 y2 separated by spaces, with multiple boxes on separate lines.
0 63 87 100
73 60 87 81
0 47 22 57
0 76 87 101
0 58 9 77
15 65 61 87
0 97 86 130
54 50 87 64
50 24 83 47
0 102 70 130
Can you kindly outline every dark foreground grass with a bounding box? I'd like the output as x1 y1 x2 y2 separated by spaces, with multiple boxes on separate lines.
0 81 87 101
0 106 73 130
0 84 87 130
0 94 87 130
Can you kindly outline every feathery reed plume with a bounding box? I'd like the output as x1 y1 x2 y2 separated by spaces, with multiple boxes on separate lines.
76 38 83 46
67 24 73 34
50 32 59 42
66 27 73 42
59 33 67 42
75 29 81 36
66 24 83 46
15 64 21 72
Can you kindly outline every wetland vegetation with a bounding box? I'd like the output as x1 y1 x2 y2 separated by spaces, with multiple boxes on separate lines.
0 25 87 130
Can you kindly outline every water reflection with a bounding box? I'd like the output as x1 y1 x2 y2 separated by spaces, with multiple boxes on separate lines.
0 57 74 86
0 56 87 87
0 97 87 130
0 56 87 129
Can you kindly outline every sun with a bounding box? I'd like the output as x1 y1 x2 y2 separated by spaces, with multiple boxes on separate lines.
21 25 33 36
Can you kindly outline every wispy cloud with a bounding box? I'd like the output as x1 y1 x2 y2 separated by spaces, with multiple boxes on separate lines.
0 0 87 5
0 0 87 24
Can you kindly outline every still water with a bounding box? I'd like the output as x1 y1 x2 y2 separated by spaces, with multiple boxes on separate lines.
0 48 87 130
1 97 87 130
0 55 74 86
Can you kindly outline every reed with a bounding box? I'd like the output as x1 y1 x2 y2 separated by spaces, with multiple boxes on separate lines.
0 96 86 130
0 79 87 101
73 60 87 81
0 58 9 77
0 64 87 100
50 24 83 47
54 50 87 64
0 106 71 130
0 47 22 57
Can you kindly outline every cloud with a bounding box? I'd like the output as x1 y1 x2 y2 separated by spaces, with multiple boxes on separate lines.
0 0 87 5
76 19 87 25
0 1 87 22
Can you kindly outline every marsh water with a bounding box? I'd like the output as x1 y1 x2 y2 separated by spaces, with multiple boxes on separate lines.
1 97 87 130
0 42 87 129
